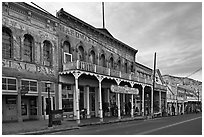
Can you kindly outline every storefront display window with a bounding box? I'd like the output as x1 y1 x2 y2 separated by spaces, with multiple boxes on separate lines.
62 84 73 112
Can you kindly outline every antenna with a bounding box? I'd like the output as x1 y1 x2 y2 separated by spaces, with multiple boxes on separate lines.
102 2 105 28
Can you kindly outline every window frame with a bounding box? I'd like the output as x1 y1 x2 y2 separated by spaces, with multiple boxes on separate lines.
2 77 17 92
2 27 13 59
20 79 38 93
64 52 72 63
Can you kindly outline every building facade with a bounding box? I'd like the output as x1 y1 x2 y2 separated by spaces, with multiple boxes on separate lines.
2 2 167 123
163 75 202 116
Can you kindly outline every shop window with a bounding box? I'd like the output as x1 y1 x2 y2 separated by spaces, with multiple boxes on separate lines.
43 40 52 66
30 98 37 115
62 84 73 112
6 96 16 104
2 77 17 91
21 80 37 92
2 27 13 59
23 34 34 62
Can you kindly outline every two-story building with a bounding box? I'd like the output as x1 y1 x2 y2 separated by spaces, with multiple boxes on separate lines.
2 2 167 123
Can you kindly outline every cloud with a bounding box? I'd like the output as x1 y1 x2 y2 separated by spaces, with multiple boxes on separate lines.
33 2 202 81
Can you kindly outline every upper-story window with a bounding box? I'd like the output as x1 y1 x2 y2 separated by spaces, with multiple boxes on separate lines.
130 63 134 72
100 54 106 67
43 40 52 66
78 46 85 61
109 57 114 69
89 50 95 64
117 59 121 70
63 41 72 63
124 62 128 73
2 27 13 59
23 34 34 62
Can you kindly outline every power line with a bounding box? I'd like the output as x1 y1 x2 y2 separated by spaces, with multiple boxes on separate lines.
186 67 202 78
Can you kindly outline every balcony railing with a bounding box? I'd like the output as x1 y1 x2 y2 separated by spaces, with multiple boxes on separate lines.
63 60 153 85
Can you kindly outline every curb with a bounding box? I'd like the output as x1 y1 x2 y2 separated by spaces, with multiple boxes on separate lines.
12 117 145 135
78 117 145 127
17 126 80 135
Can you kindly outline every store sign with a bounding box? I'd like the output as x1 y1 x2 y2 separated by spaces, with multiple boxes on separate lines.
110 85 139 95
2 59 55 76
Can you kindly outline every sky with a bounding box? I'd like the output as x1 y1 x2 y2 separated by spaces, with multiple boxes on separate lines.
31 1 202 82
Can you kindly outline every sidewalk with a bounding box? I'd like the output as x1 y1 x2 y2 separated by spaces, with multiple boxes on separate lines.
2 116 145 135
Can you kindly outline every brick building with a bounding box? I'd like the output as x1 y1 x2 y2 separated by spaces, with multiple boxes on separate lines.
2 2 167 123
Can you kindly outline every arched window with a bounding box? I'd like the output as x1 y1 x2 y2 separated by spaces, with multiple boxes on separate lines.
23 34 34 62
130 63 134 72
63 41 72 63
109 57 114 69
124 62 128 73
43 40 52 66
2 27 13 59
78 46 84 61
117 59 121 70
89 50 95 64
100 54 106 67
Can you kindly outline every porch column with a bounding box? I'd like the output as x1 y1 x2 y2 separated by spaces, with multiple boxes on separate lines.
17 77 22 122
73 72 81 124
107 88 111 116
182 102 184 114
131 94 134 118
98 79 103 122
142 85 145 116
117 93 121 119
159 91 162 114
58 83 62 109
123 93 125 115
86 86 90 118
151 87 154 116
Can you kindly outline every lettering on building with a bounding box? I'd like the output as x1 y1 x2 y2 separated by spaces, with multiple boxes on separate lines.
2 59 55 76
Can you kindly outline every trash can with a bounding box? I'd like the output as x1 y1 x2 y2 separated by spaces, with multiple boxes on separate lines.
52 110 63 125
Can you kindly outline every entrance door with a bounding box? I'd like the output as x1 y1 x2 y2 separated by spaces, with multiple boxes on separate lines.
43 96 54 119
21 99 29 120
89 88 95 116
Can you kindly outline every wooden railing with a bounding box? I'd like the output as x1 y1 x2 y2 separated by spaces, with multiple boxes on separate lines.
63 60 154 85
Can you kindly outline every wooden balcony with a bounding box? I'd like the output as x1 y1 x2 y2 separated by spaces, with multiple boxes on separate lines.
63 60 153 84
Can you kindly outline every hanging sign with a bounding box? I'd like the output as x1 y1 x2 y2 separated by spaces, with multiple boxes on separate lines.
110 85 139 95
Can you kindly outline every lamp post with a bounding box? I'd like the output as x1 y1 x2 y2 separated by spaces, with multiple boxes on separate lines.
46 82 52 127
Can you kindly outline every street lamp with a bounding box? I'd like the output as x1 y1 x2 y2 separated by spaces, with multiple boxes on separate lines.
46 82 52 127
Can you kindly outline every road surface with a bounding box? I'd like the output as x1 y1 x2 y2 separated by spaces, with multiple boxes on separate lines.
49 113 202 135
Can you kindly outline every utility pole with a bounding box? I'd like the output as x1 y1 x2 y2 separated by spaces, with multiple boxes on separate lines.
152 52 156 117
102 2 105 28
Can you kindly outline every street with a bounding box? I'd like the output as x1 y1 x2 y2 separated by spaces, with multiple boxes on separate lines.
49 113 202 135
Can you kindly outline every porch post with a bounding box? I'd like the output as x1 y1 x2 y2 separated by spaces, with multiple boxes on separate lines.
131 94 134 118
151 86 154 116
159 91 162 114
58 83 62 109
142 85 145 116
123 93 125 115
86 86 90 118
98 80 103 122
117 93 121 119
107 88 111 116
73 72 81 124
